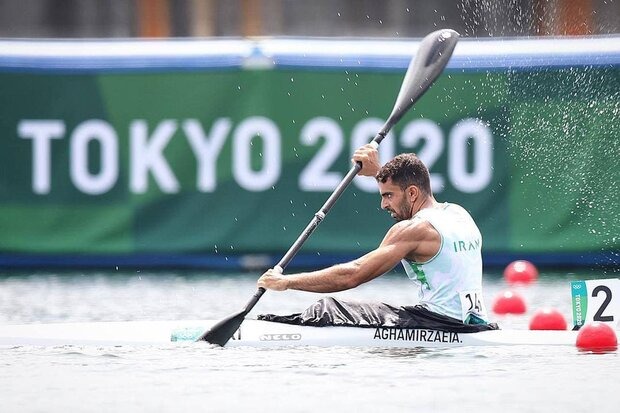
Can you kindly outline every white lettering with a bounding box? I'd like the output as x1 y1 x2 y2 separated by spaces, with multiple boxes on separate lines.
17 120 65 194
70 120 118 195
130 120 180 193
16 116 496 197
233 116 280 191
448 118 493 193
183 118 231 192
299 117 343 191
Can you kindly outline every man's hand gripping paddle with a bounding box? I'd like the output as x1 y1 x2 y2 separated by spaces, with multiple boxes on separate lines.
198 29 460 346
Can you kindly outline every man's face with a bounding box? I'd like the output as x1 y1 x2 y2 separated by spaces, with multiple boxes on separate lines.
377 178 412 222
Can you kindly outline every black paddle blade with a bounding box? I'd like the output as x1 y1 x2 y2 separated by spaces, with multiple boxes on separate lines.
379 29 459 138
197 309 246 346
198 288 265 346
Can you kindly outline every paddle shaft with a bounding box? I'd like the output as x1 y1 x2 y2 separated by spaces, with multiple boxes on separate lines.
244 132 388 312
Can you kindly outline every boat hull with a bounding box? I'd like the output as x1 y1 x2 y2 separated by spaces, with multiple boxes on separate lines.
0 319 581 348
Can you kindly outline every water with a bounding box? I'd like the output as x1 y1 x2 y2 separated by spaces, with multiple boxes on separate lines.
1 270 618 412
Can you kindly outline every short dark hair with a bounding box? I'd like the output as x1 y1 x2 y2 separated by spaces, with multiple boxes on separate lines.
375 153 432 195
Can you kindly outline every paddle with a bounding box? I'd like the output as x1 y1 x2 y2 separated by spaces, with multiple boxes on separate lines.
199 29 460 346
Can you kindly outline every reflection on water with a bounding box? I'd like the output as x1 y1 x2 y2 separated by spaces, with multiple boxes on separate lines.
361 346 434 358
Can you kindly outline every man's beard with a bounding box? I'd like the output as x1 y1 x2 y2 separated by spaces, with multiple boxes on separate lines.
386 198 410 222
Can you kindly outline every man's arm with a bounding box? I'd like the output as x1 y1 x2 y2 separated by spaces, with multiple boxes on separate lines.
258 220 428 293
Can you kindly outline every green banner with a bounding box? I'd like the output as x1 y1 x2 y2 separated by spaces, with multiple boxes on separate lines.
0 66 618 260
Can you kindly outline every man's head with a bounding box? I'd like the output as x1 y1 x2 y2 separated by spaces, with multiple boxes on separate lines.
375 153 432 221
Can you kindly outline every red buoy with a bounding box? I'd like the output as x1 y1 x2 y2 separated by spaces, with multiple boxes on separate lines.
492 290 527 315
529 307 567 330
576 322 618 353
504 260 538 285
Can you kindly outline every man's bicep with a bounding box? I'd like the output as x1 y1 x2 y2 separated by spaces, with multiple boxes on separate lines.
354 243 408 283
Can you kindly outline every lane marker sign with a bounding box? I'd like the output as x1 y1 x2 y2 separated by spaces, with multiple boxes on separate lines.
571 278 619 330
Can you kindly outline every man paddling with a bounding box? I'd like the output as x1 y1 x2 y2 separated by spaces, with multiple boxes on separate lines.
258 144 496 332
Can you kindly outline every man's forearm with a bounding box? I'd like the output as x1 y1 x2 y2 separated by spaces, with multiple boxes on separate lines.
286 262 361 293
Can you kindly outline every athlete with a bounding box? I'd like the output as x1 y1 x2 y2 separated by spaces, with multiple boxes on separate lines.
258 144 496 332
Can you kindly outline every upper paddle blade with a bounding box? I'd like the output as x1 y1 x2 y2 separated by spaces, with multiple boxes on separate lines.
198 309 246 346
380 29 459 137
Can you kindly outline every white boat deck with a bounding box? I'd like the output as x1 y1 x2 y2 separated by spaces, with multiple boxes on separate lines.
0 319 581 348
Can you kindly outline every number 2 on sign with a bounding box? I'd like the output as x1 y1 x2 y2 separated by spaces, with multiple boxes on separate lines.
572 279 619 329
592 285 614 322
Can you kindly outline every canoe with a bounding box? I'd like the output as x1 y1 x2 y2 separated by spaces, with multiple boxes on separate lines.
0 319 580 348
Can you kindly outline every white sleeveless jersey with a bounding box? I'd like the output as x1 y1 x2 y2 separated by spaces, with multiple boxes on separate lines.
401 202 489 322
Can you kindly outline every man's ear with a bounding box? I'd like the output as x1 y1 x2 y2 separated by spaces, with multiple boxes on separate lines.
407 185 419 201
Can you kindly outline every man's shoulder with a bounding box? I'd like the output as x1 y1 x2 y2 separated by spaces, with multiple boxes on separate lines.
388 217 438 241
393 215 429 230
